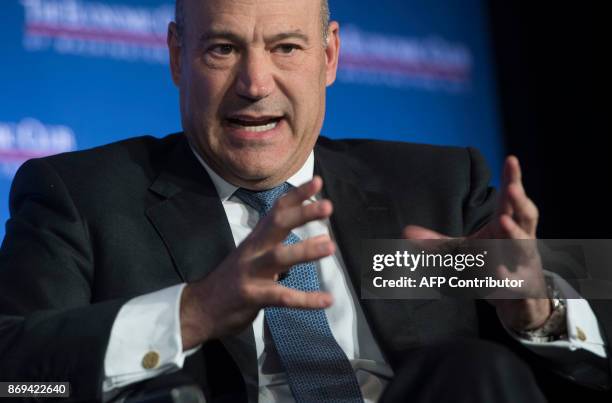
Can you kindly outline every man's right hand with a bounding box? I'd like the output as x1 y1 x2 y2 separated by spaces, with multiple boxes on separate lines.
179 176 335 350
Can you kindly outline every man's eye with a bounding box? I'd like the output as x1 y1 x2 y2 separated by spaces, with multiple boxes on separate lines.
209 44 235 56
275 44 299 55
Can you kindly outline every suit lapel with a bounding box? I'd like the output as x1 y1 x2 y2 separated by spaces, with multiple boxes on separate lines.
315 144 424 369
146 142 233 282
146 137 258 401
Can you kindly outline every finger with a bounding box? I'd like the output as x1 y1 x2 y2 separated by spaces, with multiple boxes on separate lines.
255 285 334 309
503 155 522 186
275 176 324 210
498 157 519 217
246 177 329 247
403 225 450 240
506 183 539 236
499 214 530 239
403 225 457 254
257 199 334 246
495 263 513 278
251 235 335 278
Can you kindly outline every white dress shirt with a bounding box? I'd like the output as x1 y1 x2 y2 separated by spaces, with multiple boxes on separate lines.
103 149 608 401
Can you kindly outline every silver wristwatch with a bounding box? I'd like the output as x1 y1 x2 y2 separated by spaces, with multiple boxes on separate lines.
516 277 568 342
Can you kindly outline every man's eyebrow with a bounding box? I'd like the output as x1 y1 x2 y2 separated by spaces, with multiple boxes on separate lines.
198 30 244 45
265 31 310 44
198 30 310 45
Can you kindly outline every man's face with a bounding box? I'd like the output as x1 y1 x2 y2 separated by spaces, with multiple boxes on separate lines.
169 0 340 189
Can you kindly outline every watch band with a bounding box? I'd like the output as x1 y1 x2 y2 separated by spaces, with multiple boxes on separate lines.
515 276 568 342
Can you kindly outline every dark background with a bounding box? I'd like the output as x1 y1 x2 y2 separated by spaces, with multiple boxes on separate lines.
489 3 610 400
489 1 610 239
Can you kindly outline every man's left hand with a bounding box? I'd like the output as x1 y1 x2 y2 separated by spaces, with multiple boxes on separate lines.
403 156 552 332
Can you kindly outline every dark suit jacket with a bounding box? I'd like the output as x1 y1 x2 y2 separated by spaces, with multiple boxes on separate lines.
0 133 609 402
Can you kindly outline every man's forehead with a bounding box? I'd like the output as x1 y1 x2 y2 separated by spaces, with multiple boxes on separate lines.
186 0 320 26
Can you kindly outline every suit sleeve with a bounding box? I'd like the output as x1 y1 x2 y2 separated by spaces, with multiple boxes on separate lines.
0 158 129 402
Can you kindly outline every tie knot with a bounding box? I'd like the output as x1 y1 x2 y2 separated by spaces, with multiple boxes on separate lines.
234 183 292 216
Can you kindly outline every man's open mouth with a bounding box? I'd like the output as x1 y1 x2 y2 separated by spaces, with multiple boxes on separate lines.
225 116 284 133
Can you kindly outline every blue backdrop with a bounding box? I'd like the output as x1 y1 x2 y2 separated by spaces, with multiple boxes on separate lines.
0 0 503 238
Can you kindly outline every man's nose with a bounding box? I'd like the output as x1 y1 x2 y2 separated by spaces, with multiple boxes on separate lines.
235 51 275 101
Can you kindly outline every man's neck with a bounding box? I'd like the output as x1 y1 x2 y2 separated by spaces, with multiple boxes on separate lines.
188 141 315 200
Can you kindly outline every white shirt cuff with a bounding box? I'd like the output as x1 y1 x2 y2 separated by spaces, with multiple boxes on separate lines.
103 283 200 392
512 273 606 359
514 297 606 358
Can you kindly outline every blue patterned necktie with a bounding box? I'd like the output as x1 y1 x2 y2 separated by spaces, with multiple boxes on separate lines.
235 184 363 403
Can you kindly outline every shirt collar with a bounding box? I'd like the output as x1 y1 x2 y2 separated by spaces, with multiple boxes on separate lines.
189 144 315 202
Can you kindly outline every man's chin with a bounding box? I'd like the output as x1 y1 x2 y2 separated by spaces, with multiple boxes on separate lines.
224 161 287 188
216 147 302 188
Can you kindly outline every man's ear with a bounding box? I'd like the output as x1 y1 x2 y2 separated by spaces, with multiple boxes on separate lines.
167 22 182 87
325 21 340 87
